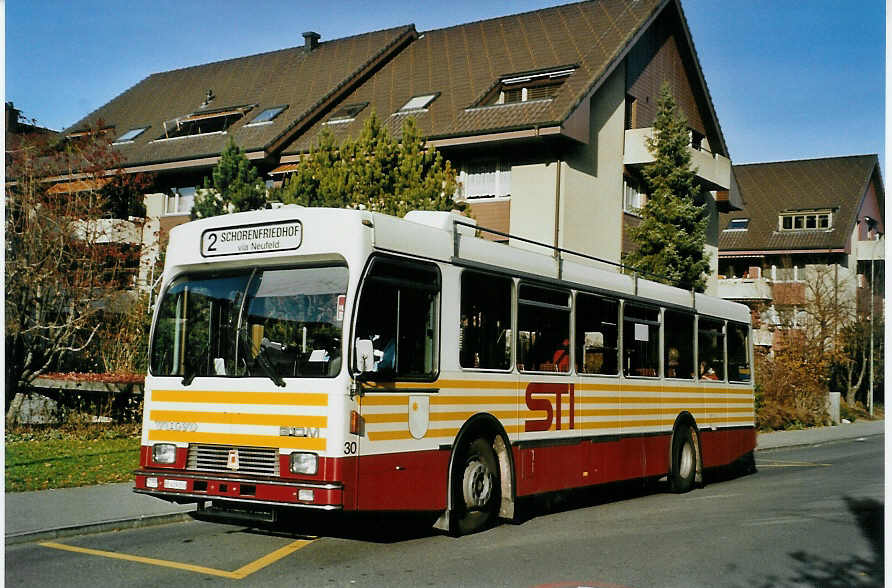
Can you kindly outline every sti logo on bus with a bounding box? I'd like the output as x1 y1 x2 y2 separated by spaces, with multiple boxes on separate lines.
201 220 303 257
525 382 575 432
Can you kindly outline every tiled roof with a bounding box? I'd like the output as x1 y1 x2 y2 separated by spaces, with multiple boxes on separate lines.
719 155 880 253
61 0 682 168
64 26 416 167
283 0 665 153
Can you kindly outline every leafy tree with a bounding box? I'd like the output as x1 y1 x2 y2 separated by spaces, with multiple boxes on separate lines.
275 114 459 216
192 138 268 219
624 82 710 292
5 122 152 413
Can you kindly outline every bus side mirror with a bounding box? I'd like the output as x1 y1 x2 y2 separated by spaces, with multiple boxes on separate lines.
354 339 375 374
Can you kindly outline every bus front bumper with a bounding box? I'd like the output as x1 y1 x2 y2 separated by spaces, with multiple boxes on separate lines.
133 470 343 511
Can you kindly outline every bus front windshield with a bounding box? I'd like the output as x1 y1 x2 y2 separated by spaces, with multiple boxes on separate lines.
150 265 348 381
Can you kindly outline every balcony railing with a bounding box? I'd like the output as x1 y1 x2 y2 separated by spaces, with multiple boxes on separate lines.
623 127 731 191
855 238 885 262
716 277 773 301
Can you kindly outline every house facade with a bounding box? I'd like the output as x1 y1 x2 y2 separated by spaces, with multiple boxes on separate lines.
717 155 885 350
56 0 738 293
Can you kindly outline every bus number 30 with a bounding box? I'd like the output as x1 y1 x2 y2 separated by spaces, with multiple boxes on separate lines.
344 441 358 455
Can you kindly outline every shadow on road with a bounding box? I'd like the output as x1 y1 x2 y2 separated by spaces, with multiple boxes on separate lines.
188 457 759 543
514 455 758 524
752 496 884 587
191 508 440 543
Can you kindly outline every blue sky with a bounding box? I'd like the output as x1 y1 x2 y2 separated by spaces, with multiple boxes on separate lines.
6 0 885 167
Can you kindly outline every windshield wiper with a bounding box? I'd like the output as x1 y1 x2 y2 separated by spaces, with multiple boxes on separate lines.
238 328 285 387
181 342 208 386
256 344 286 388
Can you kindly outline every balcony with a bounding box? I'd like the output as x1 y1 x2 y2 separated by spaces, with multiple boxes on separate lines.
855 238 885 262
623 127 731 191
717 277 773 301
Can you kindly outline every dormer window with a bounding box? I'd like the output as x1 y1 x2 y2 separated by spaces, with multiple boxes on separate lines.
779 211 832 231
482 66 575 106
247 105 287 125
159 105 254 139
725 218 749 231
398 94 438 113
325 102 368 125
114 126 149 143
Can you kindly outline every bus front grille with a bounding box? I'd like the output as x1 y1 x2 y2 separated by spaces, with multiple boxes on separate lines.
187 444 280 477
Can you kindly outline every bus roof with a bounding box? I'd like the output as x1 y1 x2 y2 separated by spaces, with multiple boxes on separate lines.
164 206 751 323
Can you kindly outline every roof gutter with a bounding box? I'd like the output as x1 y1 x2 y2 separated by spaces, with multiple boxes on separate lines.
426 124 562 148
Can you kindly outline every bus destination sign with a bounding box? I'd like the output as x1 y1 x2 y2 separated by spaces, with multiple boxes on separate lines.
201 221 303 257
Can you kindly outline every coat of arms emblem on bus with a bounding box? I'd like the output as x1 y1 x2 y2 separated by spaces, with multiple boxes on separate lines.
408 396 430 439
227 449 239 470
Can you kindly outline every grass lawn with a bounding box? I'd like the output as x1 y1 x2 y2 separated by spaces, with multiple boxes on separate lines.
5 424 141 492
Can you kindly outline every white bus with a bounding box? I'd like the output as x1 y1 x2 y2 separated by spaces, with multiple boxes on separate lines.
135 206 755 535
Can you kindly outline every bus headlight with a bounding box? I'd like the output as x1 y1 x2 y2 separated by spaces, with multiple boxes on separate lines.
153 443 177 464
290 452 318 475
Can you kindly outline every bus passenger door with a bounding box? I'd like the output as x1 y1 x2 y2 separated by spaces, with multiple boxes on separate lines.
352 256 443 511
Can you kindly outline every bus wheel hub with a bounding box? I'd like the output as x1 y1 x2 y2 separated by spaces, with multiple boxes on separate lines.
462 460 493 508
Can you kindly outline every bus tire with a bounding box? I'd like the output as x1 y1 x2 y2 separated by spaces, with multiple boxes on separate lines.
452 437 500 535
670 425 697 493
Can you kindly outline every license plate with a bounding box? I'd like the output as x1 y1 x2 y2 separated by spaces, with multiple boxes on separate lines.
163 479 188 490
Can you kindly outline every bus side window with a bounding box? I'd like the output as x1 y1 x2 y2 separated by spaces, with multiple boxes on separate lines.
355 257 440 379
727 322 751 382
664 310 695 379
623 303 660 378
698 318 725 381
459 271 512 370
575 293 618 375
517 284 571 373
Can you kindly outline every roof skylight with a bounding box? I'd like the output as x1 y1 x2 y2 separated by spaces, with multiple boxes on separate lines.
325 102 368 125
247 106 288 125
398 94 438 112
114 127 149 143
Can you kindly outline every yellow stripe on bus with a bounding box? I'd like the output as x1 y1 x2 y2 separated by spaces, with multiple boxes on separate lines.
149 410 327 428
147 429 326 451
365 413 753 441
367 427 459 442
150 390 328 406
363 409 518 425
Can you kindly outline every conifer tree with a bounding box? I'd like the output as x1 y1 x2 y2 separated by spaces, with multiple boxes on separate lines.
192 138 268 219
624 83 710 292
276 114 458 216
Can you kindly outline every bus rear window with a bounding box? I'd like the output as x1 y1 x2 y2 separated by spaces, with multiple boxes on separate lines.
150 265 348 380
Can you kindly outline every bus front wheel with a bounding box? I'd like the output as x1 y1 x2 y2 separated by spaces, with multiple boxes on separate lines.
452 437 500 535
670 426 697 493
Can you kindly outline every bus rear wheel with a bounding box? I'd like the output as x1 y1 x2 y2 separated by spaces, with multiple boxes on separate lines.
670 426 697 493
452 437 500 535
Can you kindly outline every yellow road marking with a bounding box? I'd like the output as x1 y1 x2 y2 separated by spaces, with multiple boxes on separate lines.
40 538 314 580
228 539 315 579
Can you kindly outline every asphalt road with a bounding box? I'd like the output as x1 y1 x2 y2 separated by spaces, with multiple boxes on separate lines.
6 436 883 587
